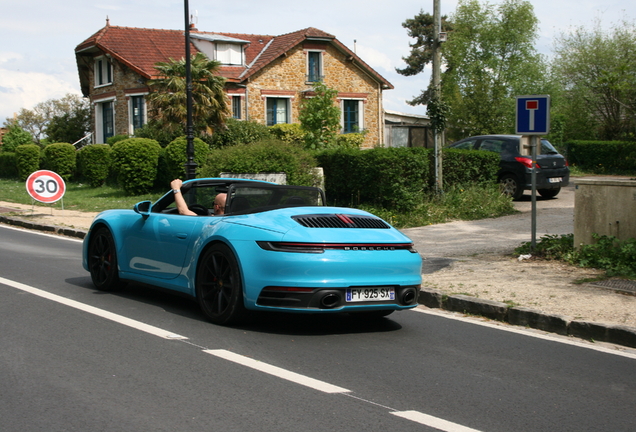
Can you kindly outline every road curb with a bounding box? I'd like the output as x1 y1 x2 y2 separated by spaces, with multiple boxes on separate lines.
418 287 636 349
0 215 87 239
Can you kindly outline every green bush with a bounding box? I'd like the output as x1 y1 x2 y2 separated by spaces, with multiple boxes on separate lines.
205 118 271 148
333 133 365 149
317 147 430 211
111 138 161 195
566 140 636 174
442 148 500 187
107 134 130 146
15 144 42 181
163 136 210 181
77 144 112 187
200 139 319 186
269 123 306 145
1 125 33 152
42 143 76 181
0 152 18 178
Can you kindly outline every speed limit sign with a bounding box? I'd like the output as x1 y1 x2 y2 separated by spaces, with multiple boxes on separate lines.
26 170 66 204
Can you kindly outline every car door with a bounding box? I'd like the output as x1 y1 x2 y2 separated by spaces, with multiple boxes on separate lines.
123 212 202 280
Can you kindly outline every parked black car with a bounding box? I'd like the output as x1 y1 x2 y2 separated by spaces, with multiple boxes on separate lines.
447 135 570 200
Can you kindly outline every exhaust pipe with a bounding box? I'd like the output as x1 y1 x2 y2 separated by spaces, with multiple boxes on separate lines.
401 289 416 305
320 293 340 309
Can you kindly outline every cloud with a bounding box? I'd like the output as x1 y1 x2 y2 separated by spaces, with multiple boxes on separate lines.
0 69 81 121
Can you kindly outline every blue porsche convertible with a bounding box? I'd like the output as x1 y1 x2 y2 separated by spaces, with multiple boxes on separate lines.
83 178 422 325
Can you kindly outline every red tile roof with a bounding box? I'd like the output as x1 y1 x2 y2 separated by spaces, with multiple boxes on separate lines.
75 24 392 88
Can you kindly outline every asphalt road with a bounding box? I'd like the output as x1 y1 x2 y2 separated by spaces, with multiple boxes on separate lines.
404 184 576 259
2 224 636 432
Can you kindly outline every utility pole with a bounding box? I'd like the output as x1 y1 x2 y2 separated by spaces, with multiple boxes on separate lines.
432 0 443 192
184 0 197 180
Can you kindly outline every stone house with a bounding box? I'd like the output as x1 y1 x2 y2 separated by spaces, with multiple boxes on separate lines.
74 21 393 147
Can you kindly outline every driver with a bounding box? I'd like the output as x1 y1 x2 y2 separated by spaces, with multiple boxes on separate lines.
170 179 226 216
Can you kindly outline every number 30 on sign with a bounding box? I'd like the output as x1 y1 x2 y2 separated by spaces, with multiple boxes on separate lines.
26 170 66 204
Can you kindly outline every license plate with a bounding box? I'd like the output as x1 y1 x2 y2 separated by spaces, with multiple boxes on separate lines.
346 287 395 302
548 177 563 183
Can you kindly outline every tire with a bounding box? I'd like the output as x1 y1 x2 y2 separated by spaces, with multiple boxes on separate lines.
499 174 524 200
538 188 561 199
196 243 247 325
87 227 121 291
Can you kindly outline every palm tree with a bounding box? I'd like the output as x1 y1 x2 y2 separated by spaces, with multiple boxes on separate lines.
147 52 230 134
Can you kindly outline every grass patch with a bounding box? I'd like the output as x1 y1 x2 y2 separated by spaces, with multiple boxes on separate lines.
0 179 164 213
359 183 517 229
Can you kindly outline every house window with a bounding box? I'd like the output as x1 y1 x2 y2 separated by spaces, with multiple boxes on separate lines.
96 100 115 143
216 43 243 65
232 96 242 119
307 51 323 82
94 56 113 87
342 99 363 133
266 98 289 126
130 95 146 132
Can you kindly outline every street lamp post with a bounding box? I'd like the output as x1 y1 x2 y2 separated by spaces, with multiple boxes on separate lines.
184 0 197 180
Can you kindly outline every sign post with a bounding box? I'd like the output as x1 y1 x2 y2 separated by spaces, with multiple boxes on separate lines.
516 95 550 250
26 170 66 209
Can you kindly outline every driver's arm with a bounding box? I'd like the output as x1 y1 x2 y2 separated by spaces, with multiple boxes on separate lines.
170 179 197 216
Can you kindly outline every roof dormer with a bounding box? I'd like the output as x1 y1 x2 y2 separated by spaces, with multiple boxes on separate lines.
190 33 249 66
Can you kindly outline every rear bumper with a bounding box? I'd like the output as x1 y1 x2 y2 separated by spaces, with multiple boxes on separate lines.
523 168 570 190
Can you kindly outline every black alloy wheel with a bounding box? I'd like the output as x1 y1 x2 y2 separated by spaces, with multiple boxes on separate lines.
196 243 247 325
88 227 121 291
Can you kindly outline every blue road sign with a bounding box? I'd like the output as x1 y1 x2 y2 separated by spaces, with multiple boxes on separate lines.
516 95 550 135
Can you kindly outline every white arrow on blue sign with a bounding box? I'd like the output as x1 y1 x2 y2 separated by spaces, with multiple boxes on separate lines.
515 95 550 135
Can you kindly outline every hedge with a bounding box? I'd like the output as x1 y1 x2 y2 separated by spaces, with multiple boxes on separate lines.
163 136 210 182
15 145 41 181
43 143 76 181
111 138 161 195
566 140 636 174
77 144 112 187
0 152 18 178
200 139 319 186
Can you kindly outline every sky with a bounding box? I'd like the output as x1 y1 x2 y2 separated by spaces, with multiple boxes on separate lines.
0 0 634 122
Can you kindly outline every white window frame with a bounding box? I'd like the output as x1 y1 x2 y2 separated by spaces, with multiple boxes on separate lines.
94 56 113 88
127 94 148 134
216 43 243 66
265 96 292 126
340 99 365 133
94 96 116 144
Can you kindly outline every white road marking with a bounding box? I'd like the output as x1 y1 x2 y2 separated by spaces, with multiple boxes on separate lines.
0 276 187 340
411 307 636 360
204 349 350 394
392 411 483 432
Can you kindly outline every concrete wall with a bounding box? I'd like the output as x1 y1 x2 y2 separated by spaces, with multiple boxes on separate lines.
574 178 636 247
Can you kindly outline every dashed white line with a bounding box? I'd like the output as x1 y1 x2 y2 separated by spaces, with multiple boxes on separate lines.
0 276 187 340
392 410 483 432
204 349 350 394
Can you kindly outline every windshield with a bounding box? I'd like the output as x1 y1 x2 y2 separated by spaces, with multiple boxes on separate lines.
540 139 559 154
226 184 325 214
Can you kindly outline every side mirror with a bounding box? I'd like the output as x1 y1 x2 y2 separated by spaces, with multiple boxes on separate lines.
134 200 152 216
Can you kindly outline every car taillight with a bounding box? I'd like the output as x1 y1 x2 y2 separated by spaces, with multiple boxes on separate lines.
515 157 537 169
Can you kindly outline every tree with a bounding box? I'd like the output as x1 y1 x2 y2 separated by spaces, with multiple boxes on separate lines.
147 52 230 134
552 20 636 140
46 106 91 144
1 124 33 152
298 81 341 149
398 0 548 140
4 94 89 145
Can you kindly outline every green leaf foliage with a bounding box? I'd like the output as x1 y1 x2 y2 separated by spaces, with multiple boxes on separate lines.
442 148 500 186
42 143 76 181
299 82 341 150
206 118 272 148
77 144 112 187
15 144 41 181
111 138 162 195
200 139 319 186
269 123 306 145
565 141 636 174
163 136 210 180
1 125 33 152
0 152 18 178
